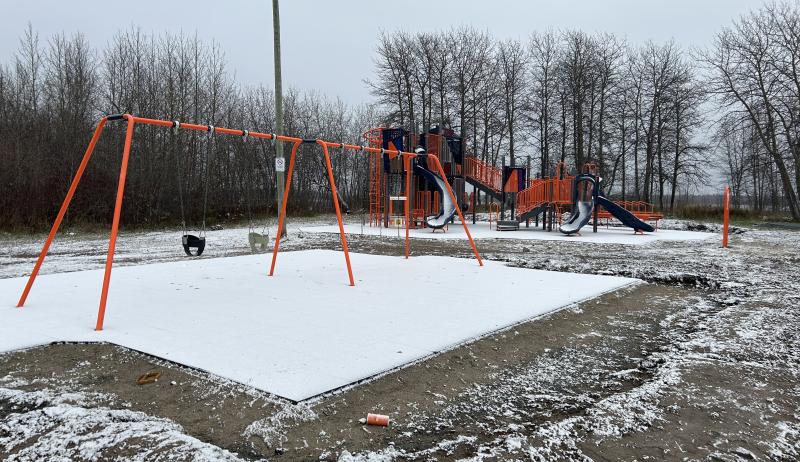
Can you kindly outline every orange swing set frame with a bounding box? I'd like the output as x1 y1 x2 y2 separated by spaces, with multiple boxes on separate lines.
16 114 483 331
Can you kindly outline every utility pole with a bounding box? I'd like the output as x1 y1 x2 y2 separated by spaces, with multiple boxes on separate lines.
272 0 286 237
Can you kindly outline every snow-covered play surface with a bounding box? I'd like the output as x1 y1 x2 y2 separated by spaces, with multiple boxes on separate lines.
1 250 637 401
300 221 715 245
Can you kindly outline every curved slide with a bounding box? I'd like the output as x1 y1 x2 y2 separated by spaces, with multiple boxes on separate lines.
560 197 654 235
559 173 654 235
414 162 456 229
559 200 594 235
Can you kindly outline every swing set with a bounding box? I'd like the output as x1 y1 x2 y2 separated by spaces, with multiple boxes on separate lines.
171 121 271 256
171 122 213 256
16 114 483 331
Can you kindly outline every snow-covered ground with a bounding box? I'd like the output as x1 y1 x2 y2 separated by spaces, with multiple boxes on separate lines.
1 217 798 461
0 219 326 279
0 382 243 461
1 250 636 401
299 221 715 245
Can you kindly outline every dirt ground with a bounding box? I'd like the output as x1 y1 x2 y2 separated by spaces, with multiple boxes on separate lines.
1 219 799 461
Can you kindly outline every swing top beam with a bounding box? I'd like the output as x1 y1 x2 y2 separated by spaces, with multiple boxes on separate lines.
16 114 483 331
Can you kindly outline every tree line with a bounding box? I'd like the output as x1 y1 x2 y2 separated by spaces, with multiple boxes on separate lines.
369 1 800 219
704 2 800 218
0 26 375 229
1 1 798 230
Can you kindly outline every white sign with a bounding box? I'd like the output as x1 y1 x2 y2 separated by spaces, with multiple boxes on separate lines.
389 196 407 201
275 157 286 172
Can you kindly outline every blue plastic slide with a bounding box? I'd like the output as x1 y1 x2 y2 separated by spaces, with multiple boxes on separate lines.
596 196 655 233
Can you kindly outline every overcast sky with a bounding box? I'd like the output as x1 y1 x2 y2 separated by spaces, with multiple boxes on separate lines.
2 0 767 105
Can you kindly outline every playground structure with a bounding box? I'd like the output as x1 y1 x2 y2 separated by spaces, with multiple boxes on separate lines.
15 114 483 331
363 125 468 231
362 125 663 236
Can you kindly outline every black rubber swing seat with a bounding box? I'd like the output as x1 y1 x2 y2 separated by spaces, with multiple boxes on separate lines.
182 234 206 257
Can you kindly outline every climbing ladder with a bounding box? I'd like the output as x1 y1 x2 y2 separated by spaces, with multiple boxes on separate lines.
363 128 384 226
368 152 382 226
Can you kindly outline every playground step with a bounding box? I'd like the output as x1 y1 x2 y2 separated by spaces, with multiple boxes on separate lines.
496 220 520 231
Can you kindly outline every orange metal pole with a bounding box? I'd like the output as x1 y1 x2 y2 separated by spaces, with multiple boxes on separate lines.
269 140 301 277
17 118 109 308
95 116 136 331
319 141 355 286
428 155 483 266
723 185 730 248
404 155 411 259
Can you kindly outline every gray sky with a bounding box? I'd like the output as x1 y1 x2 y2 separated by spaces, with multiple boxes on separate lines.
2 0 766 105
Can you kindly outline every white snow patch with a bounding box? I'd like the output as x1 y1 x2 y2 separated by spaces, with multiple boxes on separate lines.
0 387 243 461
301 221 715 245
0 250 636 401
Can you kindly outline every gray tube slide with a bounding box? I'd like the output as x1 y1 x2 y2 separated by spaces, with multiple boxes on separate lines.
559 200 593 235
413 162 456 229
424 169 456 229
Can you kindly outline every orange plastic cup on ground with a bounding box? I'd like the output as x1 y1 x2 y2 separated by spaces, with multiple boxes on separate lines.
366 413 389 426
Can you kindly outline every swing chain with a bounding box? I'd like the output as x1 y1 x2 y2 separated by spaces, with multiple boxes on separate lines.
201 124 214 237
171 122 187 236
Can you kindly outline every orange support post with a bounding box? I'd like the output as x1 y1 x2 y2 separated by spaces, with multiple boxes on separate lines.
319 141 355 286
95 115 136 331
269 140 355 286
428 155 483 266
269 140 302 278
404 155 411 259
17 118 109 308
488 202 499 230
722 185 730 248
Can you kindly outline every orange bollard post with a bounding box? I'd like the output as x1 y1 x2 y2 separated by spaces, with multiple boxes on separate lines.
723 185 730 248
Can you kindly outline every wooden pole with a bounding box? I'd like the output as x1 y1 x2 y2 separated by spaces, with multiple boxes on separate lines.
272 0 286 237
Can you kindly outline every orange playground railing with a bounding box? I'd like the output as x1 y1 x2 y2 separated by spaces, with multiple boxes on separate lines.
464 156 502 193
515 176 574 217
596 200 664 227
516 178 550 215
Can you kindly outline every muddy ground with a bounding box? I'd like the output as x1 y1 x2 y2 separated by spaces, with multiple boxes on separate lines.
1 219 799 461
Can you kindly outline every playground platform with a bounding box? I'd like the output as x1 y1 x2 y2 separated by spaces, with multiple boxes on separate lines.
1 250 636 401
301 222 716 245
